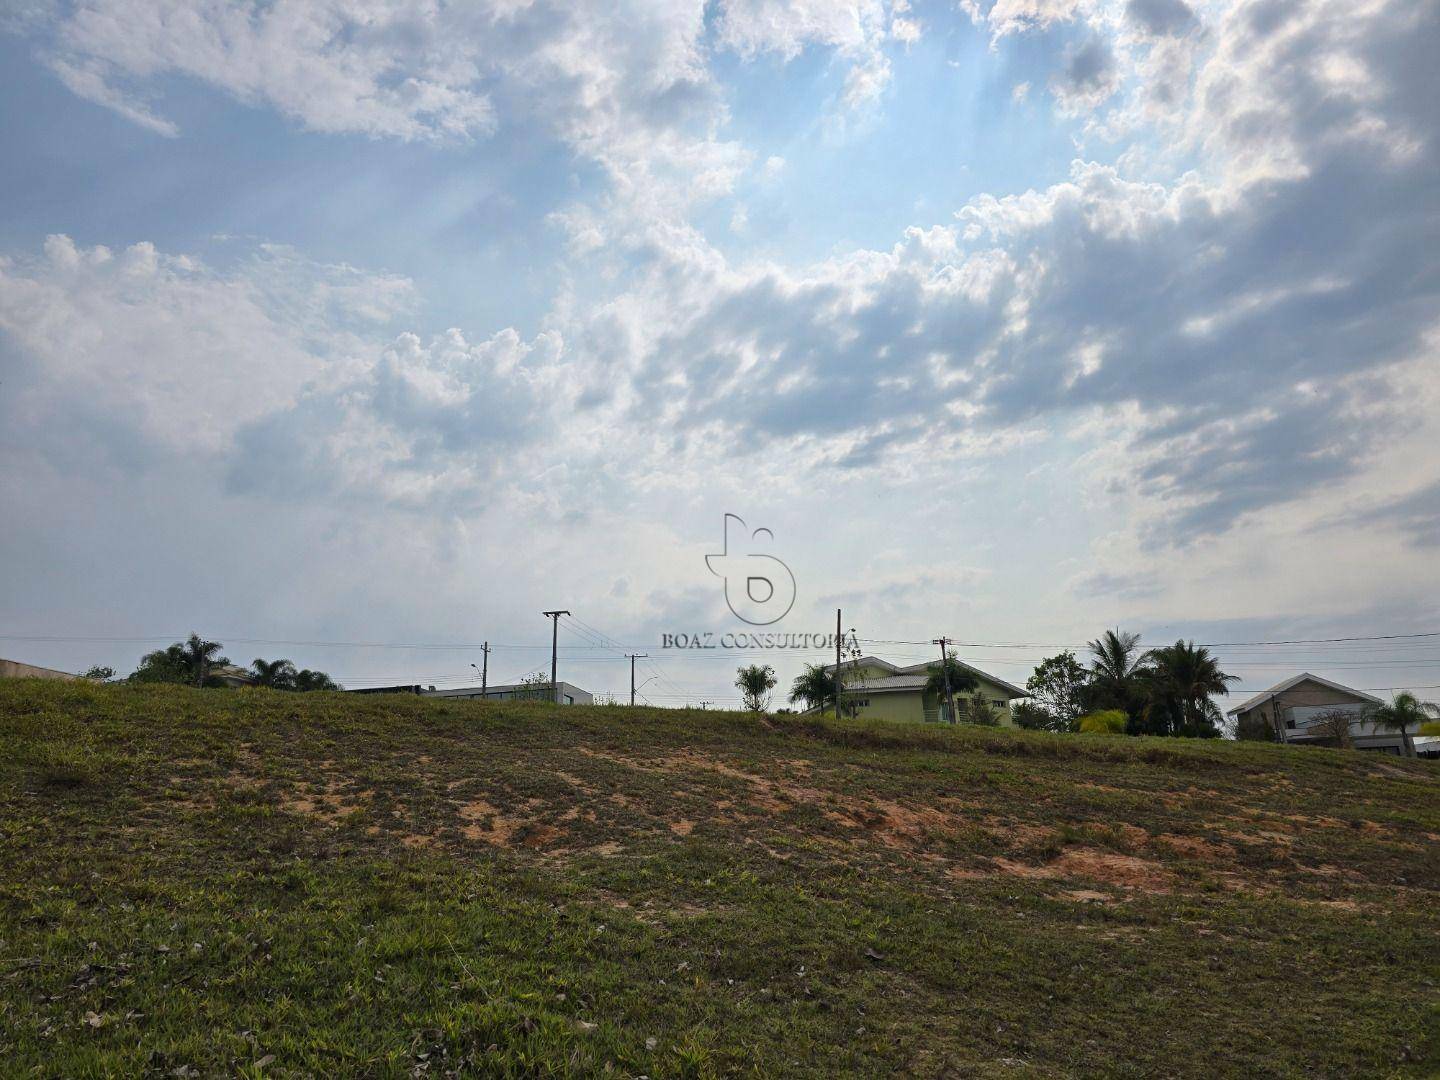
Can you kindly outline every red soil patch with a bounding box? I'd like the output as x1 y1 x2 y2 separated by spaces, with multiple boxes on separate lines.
1155 833 1236 861
965 849 1174 892
1051 849 1174 891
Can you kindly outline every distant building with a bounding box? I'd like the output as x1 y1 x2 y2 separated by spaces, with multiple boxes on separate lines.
1226 673 1408 754
209 664 258 688
346 680 593 704
821 655 1028 726
425 681 593 705
0 658 80 682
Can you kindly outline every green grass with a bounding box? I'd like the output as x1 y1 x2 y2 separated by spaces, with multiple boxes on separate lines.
1 680 1437 1077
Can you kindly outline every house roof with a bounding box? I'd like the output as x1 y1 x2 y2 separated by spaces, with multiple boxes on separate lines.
1226 672 1383 715
828 655 1028 699
894 658 1028 698
843 674 930 693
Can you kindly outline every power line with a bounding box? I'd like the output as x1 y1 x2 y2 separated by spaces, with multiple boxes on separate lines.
9 627 1440 650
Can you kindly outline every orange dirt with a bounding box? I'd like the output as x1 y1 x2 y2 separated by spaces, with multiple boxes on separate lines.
1155 833 1236 861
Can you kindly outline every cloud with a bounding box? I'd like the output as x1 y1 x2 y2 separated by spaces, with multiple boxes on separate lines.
1125 0 1195 36
1337 481 1440 548
713 0 906 107
1051 36 1119 112
0 235 413 465
229 326 565 507
547 0 1440 548
42 0 497 141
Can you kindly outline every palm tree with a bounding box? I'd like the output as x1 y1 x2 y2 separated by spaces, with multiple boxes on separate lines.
1143 640 1237 738
251 658 297 689
789 663 836 713
1086 629 1145 716
924 653 978 723
1371 692 1440 758
179 633 228 688
734 664 777 712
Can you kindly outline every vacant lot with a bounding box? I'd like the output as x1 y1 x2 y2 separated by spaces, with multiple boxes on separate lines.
1 680 1437 1076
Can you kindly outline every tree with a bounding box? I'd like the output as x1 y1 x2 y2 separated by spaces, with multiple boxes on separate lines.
516 671 552 701
789 663 835 713
251 658 298 689
293 669 341 692
924 652 978 723
127 635 232 688
83 665 116 681
1235 710 1279 742
1025 651 1088 731
962 692 1001 726
1140 640 1236 738
129 644 196 685
1011 701 1057 731
1308 709 1356 749
1078 710 1128 734
1085 629 1145 720
178 633 228 688
735 664 777 712
1371 692 1440 758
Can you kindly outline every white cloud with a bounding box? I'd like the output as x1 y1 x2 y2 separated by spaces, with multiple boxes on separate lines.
0 236 413 457
46 0 497 141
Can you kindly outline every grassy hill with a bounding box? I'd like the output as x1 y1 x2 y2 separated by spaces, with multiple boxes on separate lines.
2 681 1437 1077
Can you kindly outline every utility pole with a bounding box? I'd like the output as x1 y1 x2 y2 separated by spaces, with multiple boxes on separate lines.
626 653 648 706
470 642 491 699
835 608 843 719
700 700 713 710
542 610 570 704
933 636 957 724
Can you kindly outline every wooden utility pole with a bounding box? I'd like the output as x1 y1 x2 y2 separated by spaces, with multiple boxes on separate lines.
933 636 957 724
627 653 648 705
542 610 570 704
835 608 843 719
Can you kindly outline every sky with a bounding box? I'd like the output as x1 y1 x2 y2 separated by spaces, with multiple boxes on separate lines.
2 0 1438 712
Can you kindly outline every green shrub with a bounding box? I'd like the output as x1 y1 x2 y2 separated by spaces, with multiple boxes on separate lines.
1077 709 1128 735
1418 721 1440 737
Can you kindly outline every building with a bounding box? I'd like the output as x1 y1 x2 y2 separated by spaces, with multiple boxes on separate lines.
209 664 258 688
0 658 80 682
1226 673 1408 754
347 681 594 705
426 681 593 705
822 655 1028 726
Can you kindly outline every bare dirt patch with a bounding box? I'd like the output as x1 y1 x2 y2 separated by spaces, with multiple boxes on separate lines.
457 798 524 846
277 778 372 825
1155 834 1236 861
1050 848 1174 891
968 849 1174 892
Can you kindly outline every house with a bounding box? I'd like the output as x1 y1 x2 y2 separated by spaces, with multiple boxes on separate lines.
427 681 593 705
0 657 80 682
1226 673 1406 754
348 681 594 705
210 664 259 688
822 655 1028 726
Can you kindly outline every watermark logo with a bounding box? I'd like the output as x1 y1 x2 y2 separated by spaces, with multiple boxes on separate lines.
705 513 796 626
